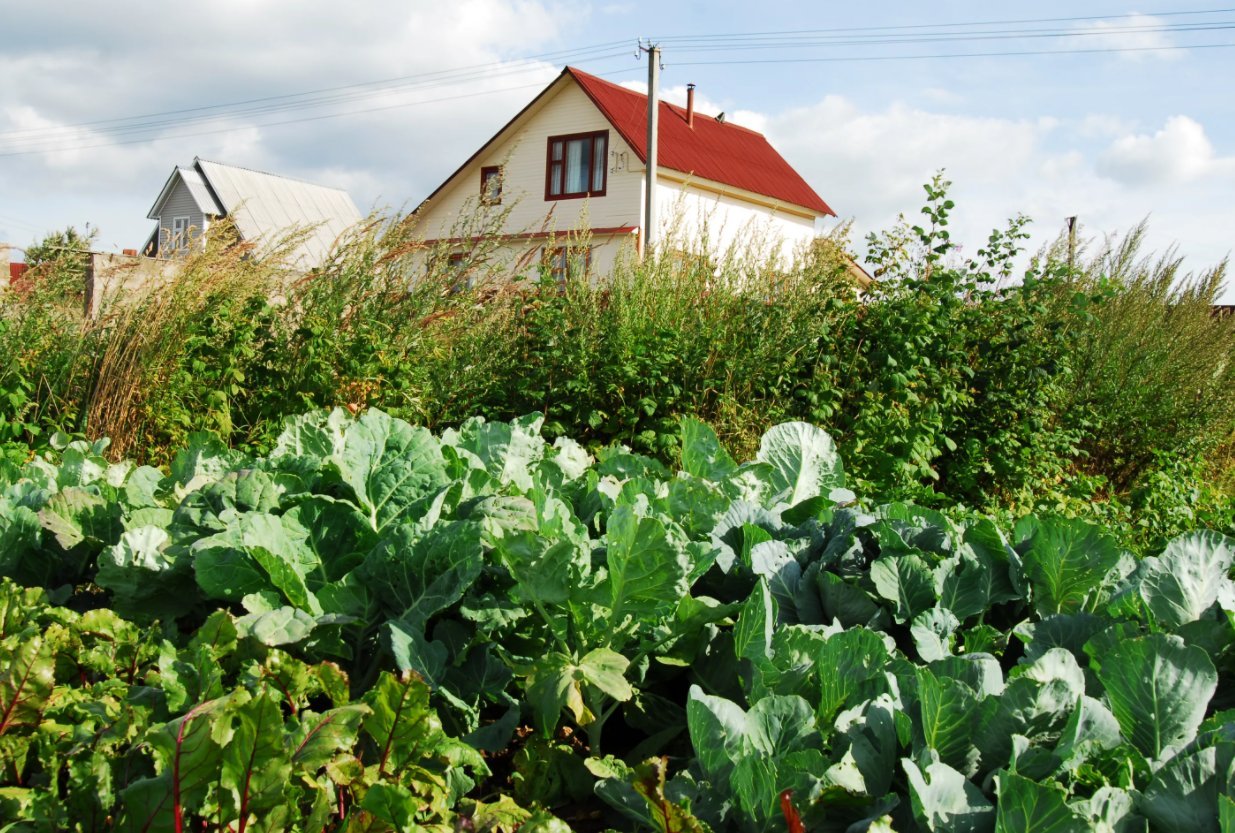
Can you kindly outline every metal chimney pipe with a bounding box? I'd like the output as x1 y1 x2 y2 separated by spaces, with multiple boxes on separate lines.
686 83 695 128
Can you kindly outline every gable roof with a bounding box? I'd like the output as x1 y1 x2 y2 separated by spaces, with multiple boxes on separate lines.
568 67 834 217
147 159 363 268
147 165 224 219
420 66 835 218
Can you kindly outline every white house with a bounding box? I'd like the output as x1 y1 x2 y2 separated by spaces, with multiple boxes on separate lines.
414 66 836 282
144 158 363 271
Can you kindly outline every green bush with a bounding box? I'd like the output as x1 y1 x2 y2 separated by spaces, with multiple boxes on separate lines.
3 183 1232 537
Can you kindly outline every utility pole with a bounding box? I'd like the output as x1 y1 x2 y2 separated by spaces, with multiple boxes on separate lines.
641 41 661 259
1066 216 1078 274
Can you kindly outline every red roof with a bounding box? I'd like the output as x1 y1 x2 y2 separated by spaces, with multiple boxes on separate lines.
567 67 835 217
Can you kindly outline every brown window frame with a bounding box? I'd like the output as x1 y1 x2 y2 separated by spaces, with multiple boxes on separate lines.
480 165 503 205
545 130 608 201
542 244 592 284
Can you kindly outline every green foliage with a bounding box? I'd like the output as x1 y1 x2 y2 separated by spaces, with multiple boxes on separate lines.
830 174 1078 505
1054 224 1235 489
3 410 1235 832
0 579 497 832
2 179 1233 561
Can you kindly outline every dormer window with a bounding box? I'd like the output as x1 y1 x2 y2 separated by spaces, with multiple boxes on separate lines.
480 166 502 205
546 131 607 200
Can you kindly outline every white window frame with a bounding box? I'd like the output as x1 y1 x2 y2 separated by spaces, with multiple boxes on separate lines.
170 216 192 253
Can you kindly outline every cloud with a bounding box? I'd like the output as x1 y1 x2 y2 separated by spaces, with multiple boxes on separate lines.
1097 116 1235 186
767 96 1054 233
1064 12 1178 60
754 95 1232 286
619 81 766 131
0 0 583 248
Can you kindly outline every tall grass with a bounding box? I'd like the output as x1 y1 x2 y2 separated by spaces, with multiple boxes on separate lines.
2 191 1232 549
1053 222 1235 488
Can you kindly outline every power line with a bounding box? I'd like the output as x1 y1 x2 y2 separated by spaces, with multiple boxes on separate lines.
670 41 1235 67
0 66 641 159
659 21 1235 52
3 6 1231 158
653 6 1235 40
0 41 633 142
0 51 635 154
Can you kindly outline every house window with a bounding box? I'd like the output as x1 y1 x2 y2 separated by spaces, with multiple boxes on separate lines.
542 245 591 284
447 252 474 293
170 216 192 253
480 166 503 205
545 131 607 200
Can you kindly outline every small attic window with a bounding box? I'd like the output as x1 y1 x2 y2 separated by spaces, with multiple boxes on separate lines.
480 166 502 205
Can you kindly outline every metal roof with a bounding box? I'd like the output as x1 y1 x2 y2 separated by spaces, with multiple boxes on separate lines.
146 166 223 219
194 159 363 269
419 67 835 220
147 160 363 269
568 67 835 217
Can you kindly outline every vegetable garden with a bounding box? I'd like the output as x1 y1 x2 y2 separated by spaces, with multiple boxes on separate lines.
3 407 1234 831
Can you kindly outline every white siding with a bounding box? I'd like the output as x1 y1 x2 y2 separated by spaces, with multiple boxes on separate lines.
417 82 643 241
414 76 822 283
653 176 818 269
156 179 209 253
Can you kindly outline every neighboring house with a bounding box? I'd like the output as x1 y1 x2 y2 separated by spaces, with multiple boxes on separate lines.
414 66 836 283
144 158 363 270
1 243 29 293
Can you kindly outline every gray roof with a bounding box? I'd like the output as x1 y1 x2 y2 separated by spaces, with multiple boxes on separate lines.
149 158 363 269
146 166 224 219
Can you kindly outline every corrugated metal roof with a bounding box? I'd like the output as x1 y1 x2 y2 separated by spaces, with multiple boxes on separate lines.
146 165 223 219
194 159 363 269
568 67 835 217
181 167 224 216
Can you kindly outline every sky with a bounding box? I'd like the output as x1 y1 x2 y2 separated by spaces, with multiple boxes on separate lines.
1 1 1232 295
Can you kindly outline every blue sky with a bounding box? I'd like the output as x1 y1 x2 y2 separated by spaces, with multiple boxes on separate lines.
1 1 1231 293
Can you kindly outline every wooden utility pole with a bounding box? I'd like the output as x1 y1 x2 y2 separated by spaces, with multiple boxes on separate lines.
1066 216 1078 274
641 42 661 258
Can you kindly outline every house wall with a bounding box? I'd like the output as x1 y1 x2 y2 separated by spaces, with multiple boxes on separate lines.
417 82 644 243
653 177 819 269
414 78 822 284
155 179 209 253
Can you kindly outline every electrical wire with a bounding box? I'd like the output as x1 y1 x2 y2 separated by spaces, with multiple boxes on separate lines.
3 6 1232 157
657 22 1235 52
0 64 640 158
670 42 1235 67
653 6 1235 40
0 44 634 148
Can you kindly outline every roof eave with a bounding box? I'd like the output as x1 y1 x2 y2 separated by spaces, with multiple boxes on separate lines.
657 168 834 219
415 68 574 214
146 167 184 220
567 67 836 217
566 66 648 165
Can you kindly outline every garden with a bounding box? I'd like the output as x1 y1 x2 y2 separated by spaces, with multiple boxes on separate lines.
2 180 1234 831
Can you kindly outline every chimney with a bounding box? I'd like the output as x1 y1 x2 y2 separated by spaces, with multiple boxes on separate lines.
686 83 695 128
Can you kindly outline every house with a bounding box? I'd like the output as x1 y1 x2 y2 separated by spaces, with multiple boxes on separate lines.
1 243 29 293
144 158 363 270
414 66 836 282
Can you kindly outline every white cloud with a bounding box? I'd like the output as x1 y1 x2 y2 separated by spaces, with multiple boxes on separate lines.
1064 12 1178 60
768 96 1053 234
619 81 766 131
1097 115 1235 186
0 0 581 250
754 95 1232 291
